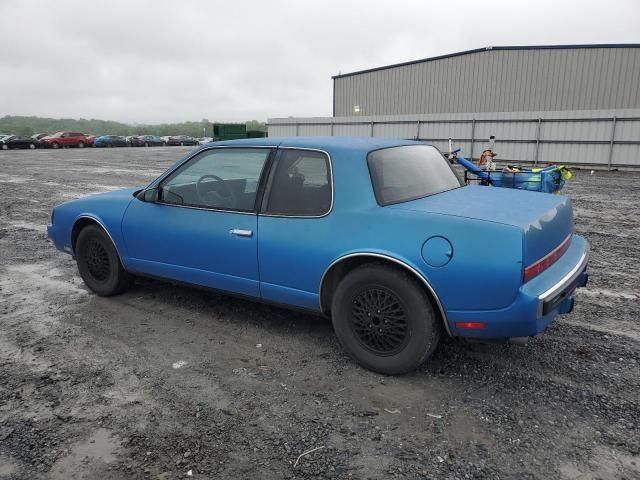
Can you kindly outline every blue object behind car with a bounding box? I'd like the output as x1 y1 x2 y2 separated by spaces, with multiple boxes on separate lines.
47 137 589 374
94 135 128 147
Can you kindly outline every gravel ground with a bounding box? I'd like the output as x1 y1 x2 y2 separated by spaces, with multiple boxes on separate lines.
0 147 638 480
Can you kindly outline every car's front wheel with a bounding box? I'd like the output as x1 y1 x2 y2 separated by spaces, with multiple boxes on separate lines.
51 142 60 149
331 263 441 375
75 225 133 296
29 143 36 149
78 141 85 148
1 144 7 150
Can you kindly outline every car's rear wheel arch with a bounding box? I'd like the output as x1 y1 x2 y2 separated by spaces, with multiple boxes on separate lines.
320 253 450 335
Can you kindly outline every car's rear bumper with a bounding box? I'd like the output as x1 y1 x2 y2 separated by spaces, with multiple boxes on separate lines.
447 234 589 338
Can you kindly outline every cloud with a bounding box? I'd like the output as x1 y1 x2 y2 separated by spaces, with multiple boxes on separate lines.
0 0 637 123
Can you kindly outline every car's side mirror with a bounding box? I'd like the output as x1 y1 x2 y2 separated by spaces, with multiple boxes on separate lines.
138 187 160 202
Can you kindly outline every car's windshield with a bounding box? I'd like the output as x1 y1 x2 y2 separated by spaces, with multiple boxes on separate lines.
367 144 462 206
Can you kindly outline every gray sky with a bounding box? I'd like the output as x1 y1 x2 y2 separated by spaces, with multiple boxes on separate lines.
0 0 638 124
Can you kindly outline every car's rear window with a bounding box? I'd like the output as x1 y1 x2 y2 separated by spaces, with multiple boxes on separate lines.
367 145 462 206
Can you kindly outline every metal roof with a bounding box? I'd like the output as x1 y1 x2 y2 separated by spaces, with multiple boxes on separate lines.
332 44 640 79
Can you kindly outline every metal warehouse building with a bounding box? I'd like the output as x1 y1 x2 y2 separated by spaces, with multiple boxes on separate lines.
269 44 640 168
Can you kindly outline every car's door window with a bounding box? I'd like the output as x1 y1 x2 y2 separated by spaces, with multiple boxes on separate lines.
262 149 332 216
159 148 271 211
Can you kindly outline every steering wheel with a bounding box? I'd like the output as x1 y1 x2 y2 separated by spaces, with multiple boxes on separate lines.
195 174 236 208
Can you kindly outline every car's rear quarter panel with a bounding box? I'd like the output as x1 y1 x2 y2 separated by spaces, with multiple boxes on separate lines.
259 143 524 315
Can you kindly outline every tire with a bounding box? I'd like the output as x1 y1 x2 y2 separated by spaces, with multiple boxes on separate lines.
1 144 7 150
162 142 167 146
78 141 85 148
180 142 184 146
29 143 36 149
52 142 60 149
75 225 133 296
331 263 441 375
144 142 149 147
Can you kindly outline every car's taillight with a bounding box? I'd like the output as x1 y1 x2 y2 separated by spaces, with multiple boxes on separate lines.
523 235 572 283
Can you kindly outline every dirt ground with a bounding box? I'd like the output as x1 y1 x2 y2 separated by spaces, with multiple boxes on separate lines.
0 147 638 480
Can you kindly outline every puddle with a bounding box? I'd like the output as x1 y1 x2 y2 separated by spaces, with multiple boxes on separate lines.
82 184 125 192
0 454 17 476
50 429 120 479
172 360 187 369
4 263 88 297
0 174 33 183
88 167 163 177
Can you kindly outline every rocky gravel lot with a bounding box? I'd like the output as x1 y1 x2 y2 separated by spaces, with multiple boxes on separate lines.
0 147 638 480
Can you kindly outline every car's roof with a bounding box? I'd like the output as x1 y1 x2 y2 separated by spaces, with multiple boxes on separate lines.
210 136 431 154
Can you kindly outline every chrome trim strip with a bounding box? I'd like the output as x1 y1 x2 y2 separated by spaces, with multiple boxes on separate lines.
72 214 125 265
318 252 452 336
150 202 256 216
258 147 335 219
536 245 589 317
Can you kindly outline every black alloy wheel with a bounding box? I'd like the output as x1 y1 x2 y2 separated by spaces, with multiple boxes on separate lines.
332 263 441 375
75 225 133 296
83 237 111 282
350 287 409 355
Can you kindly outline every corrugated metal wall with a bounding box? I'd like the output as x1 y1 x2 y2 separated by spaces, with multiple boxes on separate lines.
333 46 640 116
267 109 640 168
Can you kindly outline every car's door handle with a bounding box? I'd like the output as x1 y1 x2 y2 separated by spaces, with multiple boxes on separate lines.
229 228 253 237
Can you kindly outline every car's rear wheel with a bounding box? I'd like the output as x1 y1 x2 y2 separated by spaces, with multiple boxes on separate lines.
29 143 36 149
1 144 7 150
75 225 133 296
78 141 85 148
144 142 149 147
331 263 441 375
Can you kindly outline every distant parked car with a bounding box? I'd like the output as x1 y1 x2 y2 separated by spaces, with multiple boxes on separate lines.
166 135 199 146
198 137 214 145
130 135 165 147
94 135 128 148
31 133 50 141
0 135 40 150
40 132 94 149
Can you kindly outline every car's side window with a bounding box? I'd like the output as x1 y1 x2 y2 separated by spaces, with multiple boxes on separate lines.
159 148 271 211
262 149 332 216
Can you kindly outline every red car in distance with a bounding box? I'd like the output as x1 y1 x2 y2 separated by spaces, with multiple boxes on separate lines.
40 131 95 149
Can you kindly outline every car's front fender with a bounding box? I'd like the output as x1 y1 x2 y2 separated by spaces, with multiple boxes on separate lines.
48 188 139 267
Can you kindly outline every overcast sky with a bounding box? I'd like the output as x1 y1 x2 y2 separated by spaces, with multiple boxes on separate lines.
0 0 638 124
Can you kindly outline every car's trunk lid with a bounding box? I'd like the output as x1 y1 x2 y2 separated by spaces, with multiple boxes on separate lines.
388 185 574 266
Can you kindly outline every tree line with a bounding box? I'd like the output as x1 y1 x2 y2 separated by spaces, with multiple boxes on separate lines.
0 116 266 137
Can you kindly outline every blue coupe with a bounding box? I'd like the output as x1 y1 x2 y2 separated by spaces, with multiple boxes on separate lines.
47 137 589 374
93 135 128 148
